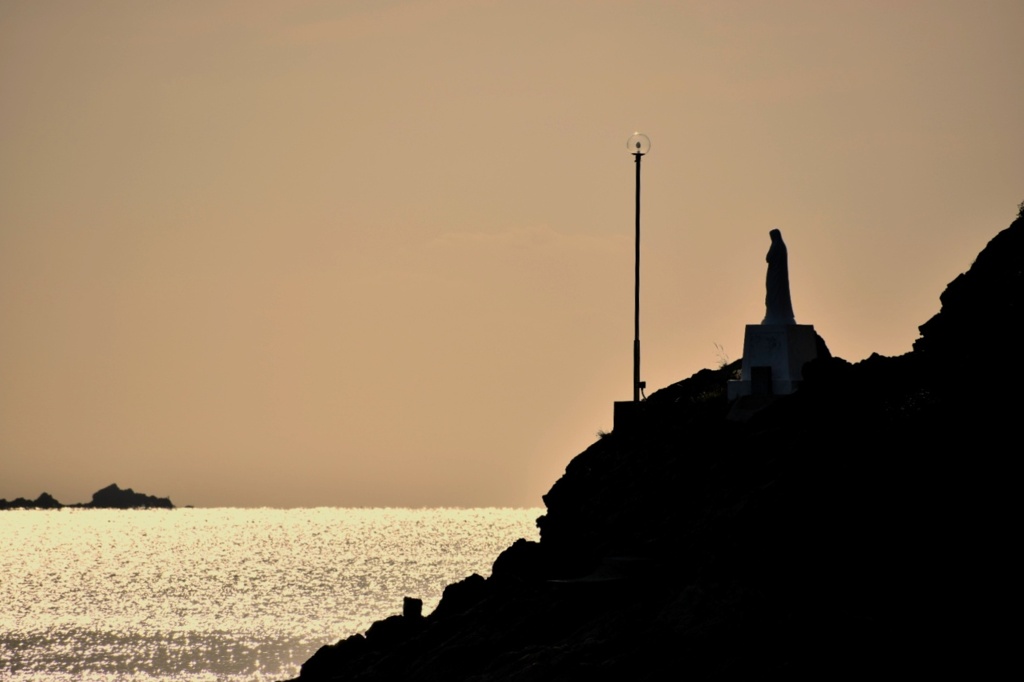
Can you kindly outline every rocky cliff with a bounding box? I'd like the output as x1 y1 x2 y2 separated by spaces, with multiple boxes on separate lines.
294 211 1021 681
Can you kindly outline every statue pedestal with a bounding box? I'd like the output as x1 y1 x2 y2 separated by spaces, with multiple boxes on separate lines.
727 324 818 400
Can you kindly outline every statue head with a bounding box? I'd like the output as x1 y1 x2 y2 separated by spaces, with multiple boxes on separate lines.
769 228 782 241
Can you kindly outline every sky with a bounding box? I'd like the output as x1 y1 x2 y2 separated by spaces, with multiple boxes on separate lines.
2 0 1022 508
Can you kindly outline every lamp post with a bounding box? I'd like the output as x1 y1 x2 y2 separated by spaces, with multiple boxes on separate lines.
627 132 650 402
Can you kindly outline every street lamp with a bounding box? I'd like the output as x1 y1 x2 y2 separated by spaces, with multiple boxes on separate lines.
627 132 650 402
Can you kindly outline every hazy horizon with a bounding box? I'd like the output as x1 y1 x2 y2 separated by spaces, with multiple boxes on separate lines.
3 1 1023 507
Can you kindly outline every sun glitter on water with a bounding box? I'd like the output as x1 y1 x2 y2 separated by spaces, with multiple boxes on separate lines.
0 507 540 681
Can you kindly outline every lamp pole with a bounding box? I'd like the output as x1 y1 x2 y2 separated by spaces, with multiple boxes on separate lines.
627 133 650 402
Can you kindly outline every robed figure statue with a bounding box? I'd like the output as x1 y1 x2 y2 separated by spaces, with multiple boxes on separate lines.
762 228 796 325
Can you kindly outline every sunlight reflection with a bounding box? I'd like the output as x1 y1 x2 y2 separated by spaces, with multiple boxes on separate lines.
1 508 540 681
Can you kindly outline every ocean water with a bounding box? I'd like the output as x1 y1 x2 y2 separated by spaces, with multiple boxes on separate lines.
0 508 541 681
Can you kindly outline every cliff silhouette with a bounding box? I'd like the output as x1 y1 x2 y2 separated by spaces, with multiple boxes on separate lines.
0 483 174 510
294 211 1022 680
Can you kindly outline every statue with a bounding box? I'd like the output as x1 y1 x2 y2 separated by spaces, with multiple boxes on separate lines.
762 228 796 325
727 227 818 400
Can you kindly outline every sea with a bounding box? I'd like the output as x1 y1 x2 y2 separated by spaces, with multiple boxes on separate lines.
0 507 542 681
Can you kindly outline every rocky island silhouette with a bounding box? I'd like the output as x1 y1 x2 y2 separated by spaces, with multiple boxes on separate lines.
0 483 174 510
290 206 1022 681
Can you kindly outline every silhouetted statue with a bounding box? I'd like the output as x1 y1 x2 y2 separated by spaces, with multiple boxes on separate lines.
763 228 796 325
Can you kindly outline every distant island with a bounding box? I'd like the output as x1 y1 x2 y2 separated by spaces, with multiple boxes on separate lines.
292 206 1022 680
0 483 174 510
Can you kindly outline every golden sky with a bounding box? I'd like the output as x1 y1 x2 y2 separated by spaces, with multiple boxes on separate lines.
2 0 1022 507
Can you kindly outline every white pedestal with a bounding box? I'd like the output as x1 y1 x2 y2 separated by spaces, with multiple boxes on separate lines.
727 324 818 400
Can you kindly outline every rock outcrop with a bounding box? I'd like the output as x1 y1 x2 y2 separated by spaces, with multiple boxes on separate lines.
295 213 1022 680
86 483 174 509
0 484 174 510
0 492 62 510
